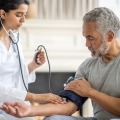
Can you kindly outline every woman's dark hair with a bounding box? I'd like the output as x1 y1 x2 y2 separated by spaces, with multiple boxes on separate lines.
0 0 30 29
0 0 30 12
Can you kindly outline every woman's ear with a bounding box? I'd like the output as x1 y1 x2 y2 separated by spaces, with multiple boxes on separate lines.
0 9 5 19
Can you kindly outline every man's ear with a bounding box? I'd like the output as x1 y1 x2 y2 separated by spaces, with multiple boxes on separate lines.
106 31 114 42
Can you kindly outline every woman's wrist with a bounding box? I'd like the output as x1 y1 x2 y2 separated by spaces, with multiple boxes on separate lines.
28 61 36 73
33 94 47 103
25 92 35 102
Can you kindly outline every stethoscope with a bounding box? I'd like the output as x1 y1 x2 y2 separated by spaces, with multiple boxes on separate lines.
0 17 29 92
0 17 52 93
9 32 53 93
9 32 29 92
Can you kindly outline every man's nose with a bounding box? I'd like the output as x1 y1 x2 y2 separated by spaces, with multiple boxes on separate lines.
85 39 91 47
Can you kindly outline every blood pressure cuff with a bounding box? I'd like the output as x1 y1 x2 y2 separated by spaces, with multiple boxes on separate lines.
59 90 88 110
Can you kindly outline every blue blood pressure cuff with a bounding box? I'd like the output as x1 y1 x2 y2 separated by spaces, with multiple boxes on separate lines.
59 90 87 110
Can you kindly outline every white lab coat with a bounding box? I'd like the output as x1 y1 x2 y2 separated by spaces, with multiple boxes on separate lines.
0 31 35 120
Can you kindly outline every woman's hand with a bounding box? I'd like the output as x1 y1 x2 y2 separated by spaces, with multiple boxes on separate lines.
34 93 65 104
34 48 45 66
28 48 45 73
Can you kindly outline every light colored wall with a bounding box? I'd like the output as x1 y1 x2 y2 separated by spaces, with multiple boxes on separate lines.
20 20 90 72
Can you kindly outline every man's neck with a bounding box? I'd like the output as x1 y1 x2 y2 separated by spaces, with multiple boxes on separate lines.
102 39 120 63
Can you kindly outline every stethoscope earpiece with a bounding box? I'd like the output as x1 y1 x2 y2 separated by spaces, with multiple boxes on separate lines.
0 13 5 19
1 14 4 18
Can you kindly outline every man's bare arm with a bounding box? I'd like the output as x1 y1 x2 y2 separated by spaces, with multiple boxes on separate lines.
31 101 78 116
0 101 78 118
89 89 120 116
65 79 120 116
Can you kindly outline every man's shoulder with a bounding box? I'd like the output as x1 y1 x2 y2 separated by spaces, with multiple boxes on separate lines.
77 57 99 70
84 57 99 64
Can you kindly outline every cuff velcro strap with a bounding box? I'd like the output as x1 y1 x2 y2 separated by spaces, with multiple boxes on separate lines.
59 90 87 110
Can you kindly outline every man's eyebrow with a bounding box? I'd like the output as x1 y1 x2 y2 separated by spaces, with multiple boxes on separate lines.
86 35 94 38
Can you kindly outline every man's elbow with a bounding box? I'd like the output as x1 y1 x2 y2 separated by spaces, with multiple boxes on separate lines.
64 107 77 115
59 101 78 115
112 108 120 117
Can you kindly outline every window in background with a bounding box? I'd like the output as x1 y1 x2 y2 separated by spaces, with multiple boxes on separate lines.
98 0 120 18
27 0 98 20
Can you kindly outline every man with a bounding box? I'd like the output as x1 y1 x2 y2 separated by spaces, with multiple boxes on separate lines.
1 7 120 120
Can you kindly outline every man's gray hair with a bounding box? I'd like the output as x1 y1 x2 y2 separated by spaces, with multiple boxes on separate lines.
83 7 120 37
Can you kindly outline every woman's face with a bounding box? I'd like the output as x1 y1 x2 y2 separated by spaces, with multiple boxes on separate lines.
3 4 28 30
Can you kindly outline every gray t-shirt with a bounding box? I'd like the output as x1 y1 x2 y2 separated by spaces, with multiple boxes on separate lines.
75 55 120 120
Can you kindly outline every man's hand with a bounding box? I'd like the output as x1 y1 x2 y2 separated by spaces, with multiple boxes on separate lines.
64 79 93 97
0 102 32 118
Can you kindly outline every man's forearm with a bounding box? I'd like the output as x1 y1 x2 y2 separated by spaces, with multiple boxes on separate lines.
89 89 120 116
31 101 78 116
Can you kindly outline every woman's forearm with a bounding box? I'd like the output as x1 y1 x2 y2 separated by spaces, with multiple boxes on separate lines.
28 62 37 73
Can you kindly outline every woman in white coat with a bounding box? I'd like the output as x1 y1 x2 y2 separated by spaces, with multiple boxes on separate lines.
0 0 63 120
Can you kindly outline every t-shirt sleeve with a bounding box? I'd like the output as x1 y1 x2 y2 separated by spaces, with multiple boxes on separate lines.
75 57 93 80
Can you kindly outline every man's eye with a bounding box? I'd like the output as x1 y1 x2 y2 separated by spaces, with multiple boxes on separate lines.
88 37 94 40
